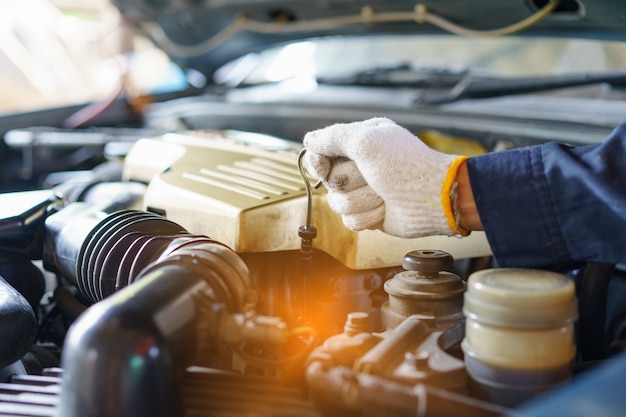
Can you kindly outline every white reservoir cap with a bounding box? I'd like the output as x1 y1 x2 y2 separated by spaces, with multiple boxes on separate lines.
464 268 577 328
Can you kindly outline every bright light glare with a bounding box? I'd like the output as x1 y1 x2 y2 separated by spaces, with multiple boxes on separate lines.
263 41 317 82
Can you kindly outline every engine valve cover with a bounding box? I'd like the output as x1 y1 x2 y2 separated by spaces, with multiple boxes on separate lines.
123 130 491 269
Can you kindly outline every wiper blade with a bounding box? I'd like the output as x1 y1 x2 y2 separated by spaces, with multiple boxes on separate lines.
318 63 470 89
416 71 626 104
319 64 626 105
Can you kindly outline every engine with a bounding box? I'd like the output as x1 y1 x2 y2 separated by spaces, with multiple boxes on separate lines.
0 129 623 417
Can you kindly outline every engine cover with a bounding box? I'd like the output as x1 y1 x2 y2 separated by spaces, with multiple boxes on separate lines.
123 129 491 269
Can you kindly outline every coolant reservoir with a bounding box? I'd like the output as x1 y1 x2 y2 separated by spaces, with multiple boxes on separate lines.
381 250 465 330
462 268 577 406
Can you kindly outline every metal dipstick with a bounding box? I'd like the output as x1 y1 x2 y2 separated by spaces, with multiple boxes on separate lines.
297 148 318 260
296 149 319 322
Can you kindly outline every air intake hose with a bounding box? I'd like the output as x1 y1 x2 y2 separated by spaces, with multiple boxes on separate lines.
50 208 267 417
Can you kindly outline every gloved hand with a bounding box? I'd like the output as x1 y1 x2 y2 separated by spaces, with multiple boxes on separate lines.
303 117 468 238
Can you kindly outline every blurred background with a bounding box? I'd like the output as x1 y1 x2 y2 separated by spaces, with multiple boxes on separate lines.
3 0 626 115
0 0 181 114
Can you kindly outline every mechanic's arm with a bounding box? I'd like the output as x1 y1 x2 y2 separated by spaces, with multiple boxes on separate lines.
304 117 485 238
456 161 483 232
304 118 626 271
303 117 469 238
303 117 484 234
465 122 626 270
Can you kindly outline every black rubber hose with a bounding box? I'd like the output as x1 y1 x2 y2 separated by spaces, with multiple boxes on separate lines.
0 254 45 313
59 266 203 417
0 275 37 368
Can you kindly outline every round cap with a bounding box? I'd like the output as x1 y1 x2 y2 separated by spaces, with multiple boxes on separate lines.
464 268 577 328
402 250 454 275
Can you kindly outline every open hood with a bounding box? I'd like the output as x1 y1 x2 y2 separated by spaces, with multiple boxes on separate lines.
113 0 626 80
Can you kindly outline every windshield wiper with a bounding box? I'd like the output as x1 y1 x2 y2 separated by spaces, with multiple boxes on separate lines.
416 71 626 104
318 65 626 105
318 64 470 89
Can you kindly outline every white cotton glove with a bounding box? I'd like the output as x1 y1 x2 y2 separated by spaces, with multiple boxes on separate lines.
303 117 468 238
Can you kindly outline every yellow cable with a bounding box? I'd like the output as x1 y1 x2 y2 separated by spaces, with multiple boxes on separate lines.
417 1 561 37
290 325 318 339
147 0 561 58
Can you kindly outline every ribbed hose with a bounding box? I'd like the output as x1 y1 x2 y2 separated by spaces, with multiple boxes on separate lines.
76 210 199 302
46 207 252 308
54 208 254 417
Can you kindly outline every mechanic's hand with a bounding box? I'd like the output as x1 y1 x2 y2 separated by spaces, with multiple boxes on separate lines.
303 117 468 238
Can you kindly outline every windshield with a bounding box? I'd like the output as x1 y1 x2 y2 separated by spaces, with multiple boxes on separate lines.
215 35 626 86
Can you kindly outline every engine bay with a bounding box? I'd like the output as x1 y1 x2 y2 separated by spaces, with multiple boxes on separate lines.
3 0 626 414
0 121 625 417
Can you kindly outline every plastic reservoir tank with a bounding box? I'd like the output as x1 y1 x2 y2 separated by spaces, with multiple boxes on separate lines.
462 268 578 406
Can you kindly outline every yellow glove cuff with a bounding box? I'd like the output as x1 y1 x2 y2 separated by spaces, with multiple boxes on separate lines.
442 155 470 236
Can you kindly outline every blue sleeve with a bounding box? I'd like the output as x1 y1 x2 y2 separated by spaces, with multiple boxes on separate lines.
466 122 626 271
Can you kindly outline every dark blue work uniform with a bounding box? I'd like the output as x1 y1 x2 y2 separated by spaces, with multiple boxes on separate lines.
468 123 626 272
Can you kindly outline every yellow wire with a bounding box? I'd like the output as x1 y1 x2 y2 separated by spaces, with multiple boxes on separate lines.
147 0 561 58
416 1 561 37
290 325 318 339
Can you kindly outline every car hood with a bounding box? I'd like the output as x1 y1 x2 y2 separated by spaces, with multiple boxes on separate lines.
113 0 626 80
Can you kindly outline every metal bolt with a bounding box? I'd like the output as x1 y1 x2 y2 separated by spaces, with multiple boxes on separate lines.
344 312 372 336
